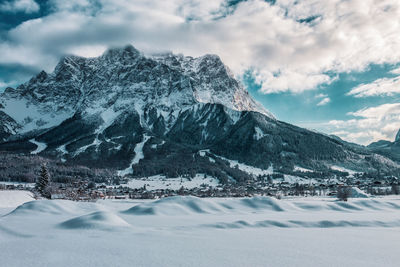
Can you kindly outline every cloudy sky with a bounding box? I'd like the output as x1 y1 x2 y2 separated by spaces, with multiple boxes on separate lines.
1 0 400 145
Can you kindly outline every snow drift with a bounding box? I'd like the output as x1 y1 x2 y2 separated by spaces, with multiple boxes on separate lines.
59 211 130 230
2 194 400 267
122 196 400 216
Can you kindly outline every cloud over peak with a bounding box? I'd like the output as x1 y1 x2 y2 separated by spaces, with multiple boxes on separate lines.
2 0 400 95
1 0 400 146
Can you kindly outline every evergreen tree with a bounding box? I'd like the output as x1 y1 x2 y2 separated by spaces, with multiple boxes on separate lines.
36 164 51 198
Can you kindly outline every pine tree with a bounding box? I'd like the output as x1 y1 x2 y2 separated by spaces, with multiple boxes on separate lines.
36 164 51 198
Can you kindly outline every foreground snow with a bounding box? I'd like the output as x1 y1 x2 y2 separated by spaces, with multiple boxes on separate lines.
0 190 34 216
1 191 400 267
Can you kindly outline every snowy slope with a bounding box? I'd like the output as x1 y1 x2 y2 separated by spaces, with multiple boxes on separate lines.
204 151 274 177
29 139 47 154
152 53 274 118
117 135 151 176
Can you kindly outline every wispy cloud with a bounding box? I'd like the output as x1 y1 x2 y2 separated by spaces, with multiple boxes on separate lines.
315 93 328 99
348 76 400 97
327 103 400 145
316 97 330 106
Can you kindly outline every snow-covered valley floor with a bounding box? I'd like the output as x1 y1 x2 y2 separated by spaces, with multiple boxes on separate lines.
1 191 400 267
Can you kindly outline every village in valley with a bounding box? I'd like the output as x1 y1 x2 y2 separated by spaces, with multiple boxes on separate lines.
2 165 399 201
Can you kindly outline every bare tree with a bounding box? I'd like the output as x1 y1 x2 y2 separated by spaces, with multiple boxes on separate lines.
391 184 399 195
337 186 352 201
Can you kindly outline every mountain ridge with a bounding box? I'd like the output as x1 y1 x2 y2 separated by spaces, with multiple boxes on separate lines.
0 45 399 182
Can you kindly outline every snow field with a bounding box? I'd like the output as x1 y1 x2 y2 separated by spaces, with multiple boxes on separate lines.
1 191 400 267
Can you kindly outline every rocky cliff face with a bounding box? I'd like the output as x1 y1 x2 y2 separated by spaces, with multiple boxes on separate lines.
0 45 399 179
0 45 271 141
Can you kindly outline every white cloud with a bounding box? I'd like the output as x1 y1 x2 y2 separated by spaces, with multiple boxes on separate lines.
326 103 400 145
0 0 39 13
315 93 328 98
348 76 400 97
316 97 331 106
315 93 330 106
2 0 400 93
390 67 400 74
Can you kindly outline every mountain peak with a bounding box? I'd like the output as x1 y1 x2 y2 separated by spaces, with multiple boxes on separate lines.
395 129 400 142
0 44 274 137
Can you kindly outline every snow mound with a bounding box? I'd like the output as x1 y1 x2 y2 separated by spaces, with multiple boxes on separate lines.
122 196 400 217
351 187 370 198
58 211 130 230
3 196 400 266
156 196 223 213
238 197 284 211
122 206 156 215
123 196 286 216
123 196 222 216
0 190 34 208
10 200 82 215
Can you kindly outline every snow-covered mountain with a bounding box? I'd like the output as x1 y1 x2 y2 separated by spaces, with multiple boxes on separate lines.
0 45 271 139
0 45 399 179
